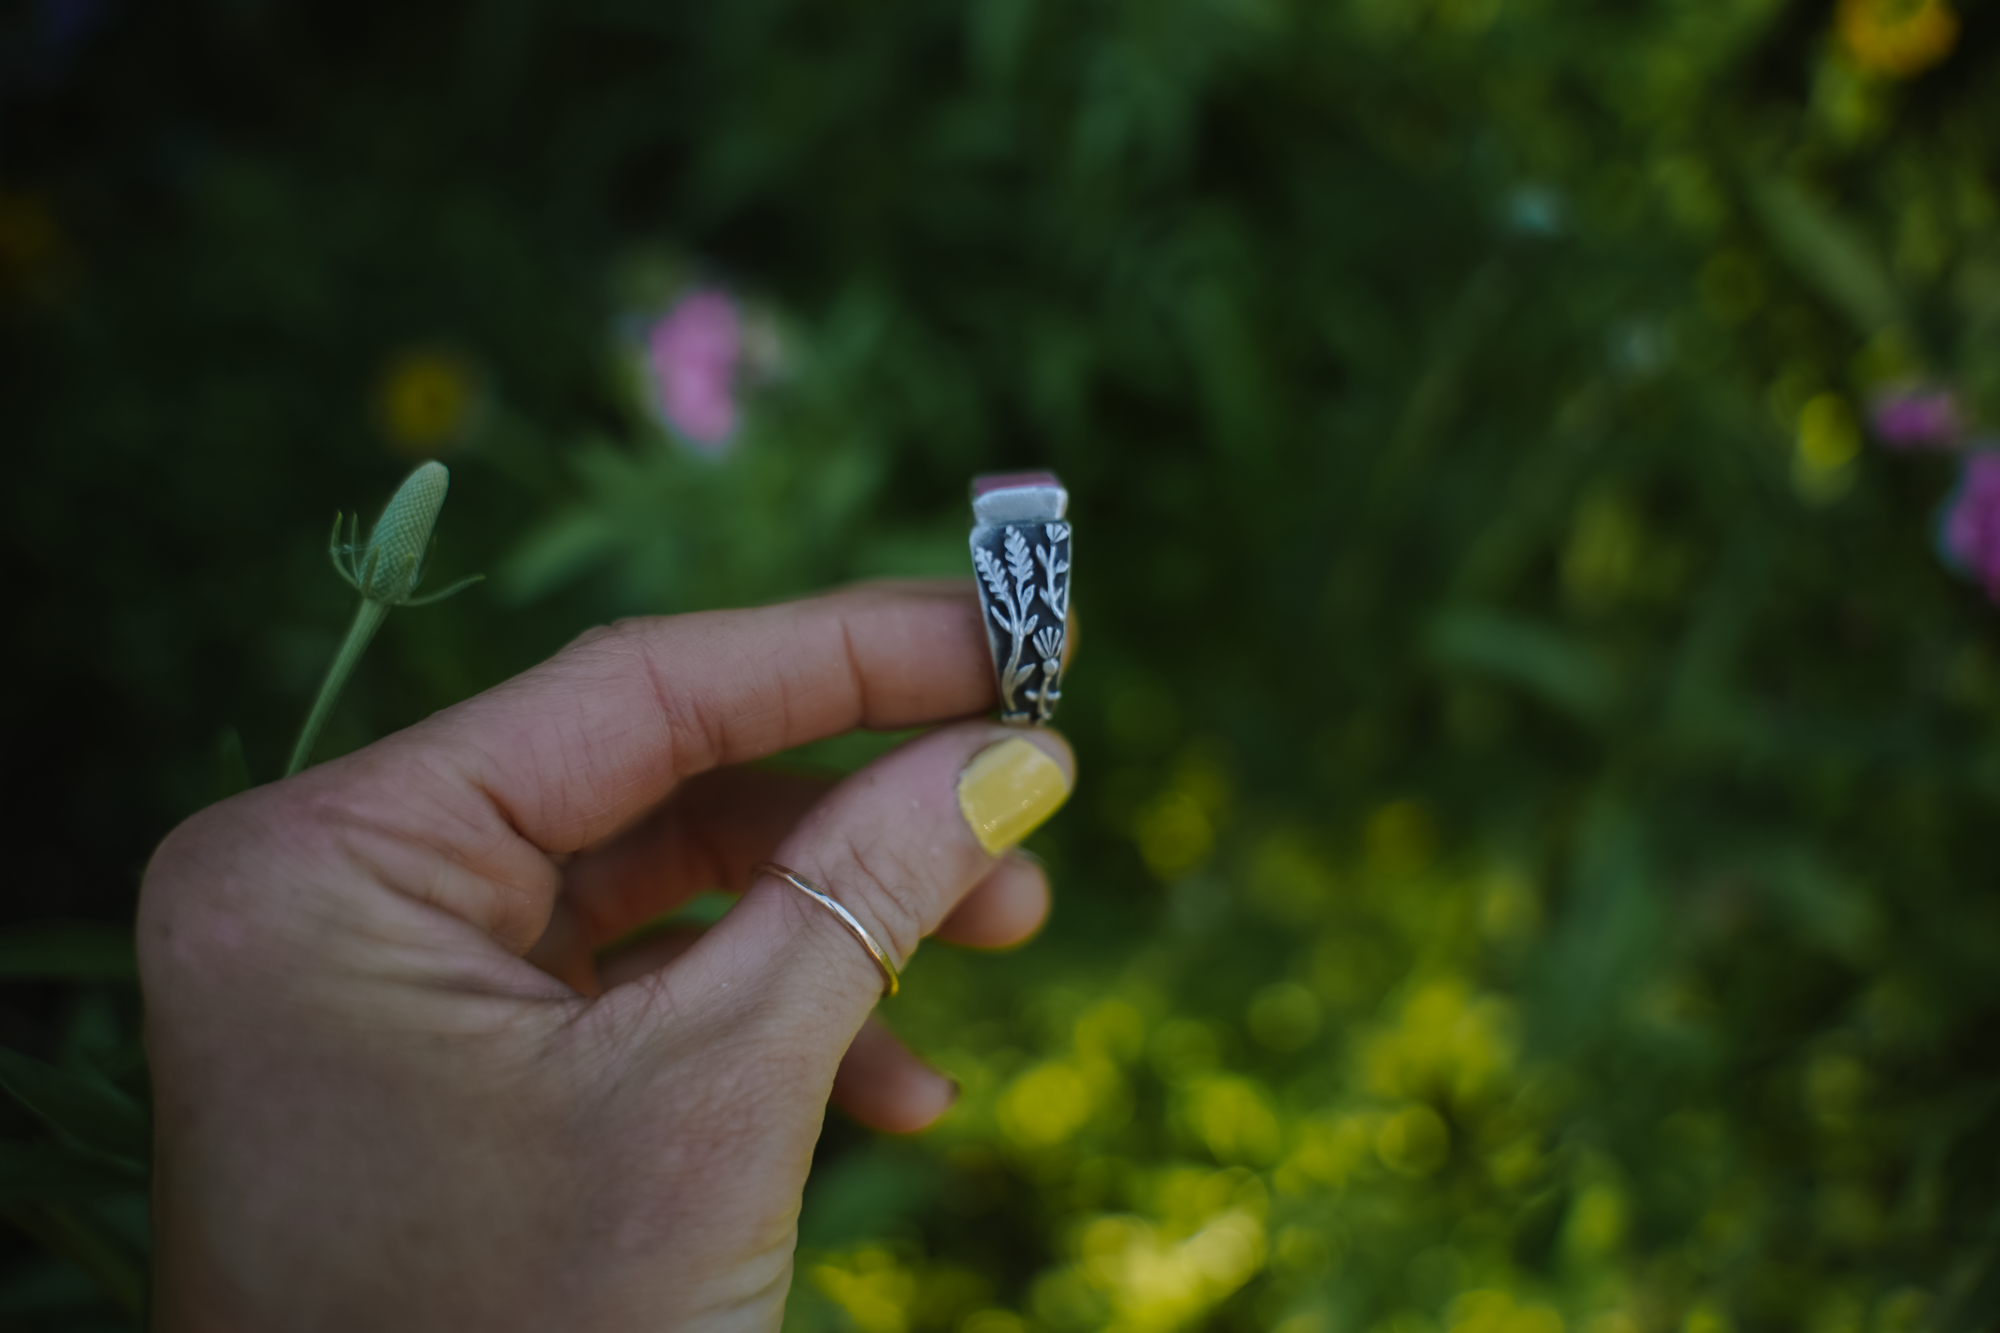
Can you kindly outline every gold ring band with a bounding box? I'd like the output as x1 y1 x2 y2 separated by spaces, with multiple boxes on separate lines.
753 861 901 998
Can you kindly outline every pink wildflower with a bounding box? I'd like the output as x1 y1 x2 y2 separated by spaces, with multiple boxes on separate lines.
1938 449 2000 599
644 288 743 449
1871 385 1963 449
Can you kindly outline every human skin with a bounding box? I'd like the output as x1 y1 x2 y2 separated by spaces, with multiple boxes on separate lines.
138 581 1073 1331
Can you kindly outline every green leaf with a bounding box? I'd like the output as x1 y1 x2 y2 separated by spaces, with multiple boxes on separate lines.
0 1140 148 1207
0 1051 149 1164
0 926 137 983
1746 176 1904 337
796 1140 942 1251
0 1255 136 1329
1 1202 148 1320
1425 607 1618 721
495 506 622 604
1533 799 1660 1050
214 725 252 800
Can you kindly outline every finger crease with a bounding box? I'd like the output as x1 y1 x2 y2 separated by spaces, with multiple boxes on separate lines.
837 614 873 727
633 630 717 779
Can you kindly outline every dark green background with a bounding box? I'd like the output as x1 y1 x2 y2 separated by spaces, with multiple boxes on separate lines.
6 0 2000 1328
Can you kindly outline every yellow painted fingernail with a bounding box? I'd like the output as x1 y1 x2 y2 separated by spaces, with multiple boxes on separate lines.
958 738 1071 854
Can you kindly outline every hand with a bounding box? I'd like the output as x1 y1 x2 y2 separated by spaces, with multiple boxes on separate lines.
139 582 1075 1331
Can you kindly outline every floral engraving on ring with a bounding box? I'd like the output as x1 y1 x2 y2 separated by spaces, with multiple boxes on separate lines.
974 521 1072 723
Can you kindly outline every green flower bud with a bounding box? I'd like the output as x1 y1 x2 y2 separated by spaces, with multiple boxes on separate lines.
360 461 449 602
297 461 482 775
329 462 477 608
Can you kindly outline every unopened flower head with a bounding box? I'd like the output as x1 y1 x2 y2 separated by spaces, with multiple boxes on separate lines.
330 462 479 607
365 461 447 598
294 461 482 776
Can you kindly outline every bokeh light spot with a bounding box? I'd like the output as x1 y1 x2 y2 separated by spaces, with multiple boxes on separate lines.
1366 801 1436 875
1376 1104 1451 1178
999 1060 1095 1148
1183 1075 1281 1165
1247 982 1322 1052
1137 793 1213 877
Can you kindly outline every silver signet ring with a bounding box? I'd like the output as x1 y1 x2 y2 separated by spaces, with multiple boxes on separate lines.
969 470 1072 727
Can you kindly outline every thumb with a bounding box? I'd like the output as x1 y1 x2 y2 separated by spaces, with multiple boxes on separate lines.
619 724 1074 1075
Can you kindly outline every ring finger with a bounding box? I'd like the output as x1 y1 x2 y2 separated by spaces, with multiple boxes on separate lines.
645 724 1074 1064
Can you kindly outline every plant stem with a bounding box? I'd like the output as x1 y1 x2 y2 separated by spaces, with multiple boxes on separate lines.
287 598 390 776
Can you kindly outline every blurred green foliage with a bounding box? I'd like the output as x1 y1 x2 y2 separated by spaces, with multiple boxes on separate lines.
7 0 2000 1328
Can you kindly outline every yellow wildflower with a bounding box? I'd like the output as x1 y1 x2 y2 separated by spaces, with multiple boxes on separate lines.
1837 0 1958 79
377 347 481 452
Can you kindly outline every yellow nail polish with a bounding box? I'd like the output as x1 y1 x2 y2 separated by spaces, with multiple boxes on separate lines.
958 738 1071 854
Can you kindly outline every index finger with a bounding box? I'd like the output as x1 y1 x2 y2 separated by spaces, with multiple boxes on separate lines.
386 580 995 855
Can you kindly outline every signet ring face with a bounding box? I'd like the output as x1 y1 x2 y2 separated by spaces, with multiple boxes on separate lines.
969 471 1072 726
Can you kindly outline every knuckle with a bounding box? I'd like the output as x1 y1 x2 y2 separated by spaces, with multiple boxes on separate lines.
571 616 728 775
558 617 638 656
820 829 927 965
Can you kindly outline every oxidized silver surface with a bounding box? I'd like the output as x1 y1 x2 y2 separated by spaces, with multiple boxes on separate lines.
970 471 1072 726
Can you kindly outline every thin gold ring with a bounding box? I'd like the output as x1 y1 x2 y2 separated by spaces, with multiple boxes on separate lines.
753 861 901 998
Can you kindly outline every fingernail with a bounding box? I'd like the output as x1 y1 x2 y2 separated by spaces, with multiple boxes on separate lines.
958 738 1071 854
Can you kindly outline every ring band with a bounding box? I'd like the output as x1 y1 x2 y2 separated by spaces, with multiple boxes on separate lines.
753 861 901 998
970 470 1072 727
